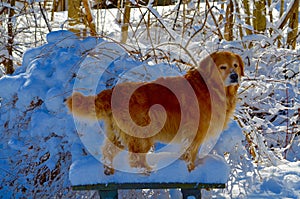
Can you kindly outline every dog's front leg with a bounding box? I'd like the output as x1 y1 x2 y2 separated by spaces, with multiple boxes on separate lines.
127 137 153 175
180 140 201 172
128 152 152 175
180 148 195 172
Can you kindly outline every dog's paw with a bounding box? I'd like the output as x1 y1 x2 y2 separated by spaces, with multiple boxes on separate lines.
180 152 191 162
187 162 195 172
138 166 152 176
103 165 115 175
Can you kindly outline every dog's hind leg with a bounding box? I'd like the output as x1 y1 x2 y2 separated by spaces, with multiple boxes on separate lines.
101 138 123 175
101 120 124 175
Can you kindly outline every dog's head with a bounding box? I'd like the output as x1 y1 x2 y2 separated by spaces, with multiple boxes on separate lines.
210 51 244 87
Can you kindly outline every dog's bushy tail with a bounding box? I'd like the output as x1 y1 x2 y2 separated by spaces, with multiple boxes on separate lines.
66 91 112 120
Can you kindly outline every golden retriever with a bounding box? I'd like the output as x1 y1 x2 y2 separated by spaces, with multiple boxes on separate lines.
66 51 244 175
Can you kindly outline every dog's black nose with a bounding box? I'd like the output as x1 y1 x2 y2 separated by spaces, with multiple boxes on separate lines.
230 73 238 82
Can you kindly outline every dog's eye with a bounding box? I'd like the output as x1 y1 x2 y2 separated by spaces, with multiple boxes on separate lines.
234 64 238 68
220 66 227 70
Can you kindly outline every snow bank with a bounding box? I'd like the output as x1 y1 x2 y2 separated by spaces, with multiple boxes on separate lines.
250 161 300 198
0 30 103 198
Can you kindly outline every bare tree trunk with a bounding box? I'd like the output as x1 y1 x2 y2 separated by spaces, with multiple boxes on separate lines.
234 0 244 41
218 0 225 24
267 0 273 35
287 0 299 49
224 0 234 41
280 0 284 16
121 0 131 43
82 0 97 36
276 0 299 48
253 0 266 33
277 0 285 47
6 0 16 74
68 0 81 35
242 0 252 35
277 0 298 29
43 0 48 9
51 0 58 21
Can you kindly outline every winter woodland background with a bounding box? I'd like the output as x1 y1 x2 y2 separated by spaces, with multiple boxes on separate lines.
0 0 299 198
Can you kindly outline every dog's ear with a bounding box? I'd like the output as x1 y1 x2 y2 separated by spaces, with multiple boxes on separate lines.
199 52 217 69
197 52 224 87
236 54 245 76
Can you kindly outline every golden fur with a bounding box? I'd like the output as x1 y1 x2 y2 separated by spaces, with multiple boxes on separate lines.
66 51 244 175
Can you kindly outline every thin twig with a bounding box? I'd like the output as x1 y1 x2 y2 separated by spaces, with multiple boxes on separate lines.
205 0 223 40
185 6 213 48
147 7 176 40
173 0 183 30
39 2 52 32
156 42 197 66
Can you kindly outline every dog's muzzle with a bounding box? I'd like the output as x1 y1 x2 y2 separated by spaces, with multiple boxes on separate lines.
225 72 239 86
230 72 239 83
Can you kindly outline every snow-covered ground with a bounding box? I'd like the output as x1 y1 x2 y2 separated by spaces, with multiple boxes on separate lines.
0 1 299 198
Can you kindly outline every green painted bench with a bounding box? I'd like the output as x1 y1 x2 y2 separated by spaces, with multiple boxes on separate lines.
72 182 225 199
70 154 229 199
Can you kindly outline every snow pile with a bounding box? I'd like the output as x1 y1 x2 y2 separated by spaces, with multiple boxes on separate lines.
250 161 300 198
70 154 229 185
0 30 102 198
